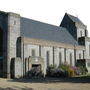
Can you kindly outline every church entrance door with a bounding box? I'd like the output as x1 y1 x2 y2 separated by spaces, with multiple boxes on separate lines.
31 64 41 77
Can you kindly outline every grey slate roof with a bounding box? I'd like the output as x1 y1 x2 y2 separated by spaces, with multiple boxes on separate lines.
66 13 85 26
21 17 78 45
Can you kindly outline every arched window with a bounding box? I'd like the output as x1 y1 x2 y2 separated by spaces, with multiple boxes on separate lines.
59 52 62 65
32 49 35 56
70 53 72 65
46 51 49 67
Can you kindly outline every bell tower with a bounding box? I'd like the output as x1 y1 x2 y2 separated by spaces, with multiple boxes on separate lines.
7 12 20 78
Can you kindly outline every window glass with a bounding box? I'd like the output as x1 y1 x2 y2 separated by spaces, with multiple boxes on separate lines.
32 49 35 56
59 52 62 65
70 53 72 65
46 51 49 67
80 31 82 37
79 53 81 59
88 63 90 67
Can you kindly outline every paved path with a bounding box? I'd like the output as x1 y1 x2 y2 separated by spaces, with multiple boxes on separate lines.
0 77 90 90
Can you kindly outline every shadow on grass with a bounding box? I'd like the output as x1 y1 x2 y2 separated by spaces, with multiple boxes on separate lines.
8 75 90 84
0 86 34 90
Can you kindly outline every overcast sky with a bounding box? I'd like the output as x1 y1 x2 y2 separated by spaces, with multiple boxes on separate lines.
0 0 90 36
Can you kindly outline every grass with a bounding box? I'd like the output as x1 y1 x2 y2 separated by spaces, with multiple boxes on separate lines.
74 73 90 78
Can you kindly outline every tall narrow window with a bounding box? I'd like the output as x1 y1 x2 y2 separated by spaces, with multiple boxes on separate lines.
70 53 72 65
59 52 62 65
39 45 41 56
32 49 35 56
53 47 54 65
80 31 82 37
14 20 16 25
46 51 49 67
79 53 81 59
85 30 87 36
89 45 90 56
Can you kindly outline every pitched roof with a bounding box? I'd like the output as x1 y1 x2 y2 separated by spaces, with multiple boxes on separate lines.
66 13 85 26
20 17 78 45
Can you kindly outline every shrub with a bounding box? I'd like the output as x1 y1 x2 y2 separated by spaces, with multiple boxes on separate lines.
47 64 57 69
47 64 66 77
73 66 81 75
58 64 69 77
69 66 81 76
68 67 75 77
78 66 88 75
46 64 56 77
52 68 66 77
47 64 88 78
84 67 88 74
59 64 81 77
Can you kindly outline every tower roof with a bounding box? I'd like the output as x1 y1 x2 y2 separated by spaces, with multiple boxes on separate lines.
66 13 85 26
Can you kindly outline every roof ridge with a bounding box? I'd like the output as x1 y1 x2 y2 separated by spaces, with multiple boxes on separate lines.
21 17 60 28
66 13 85 26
